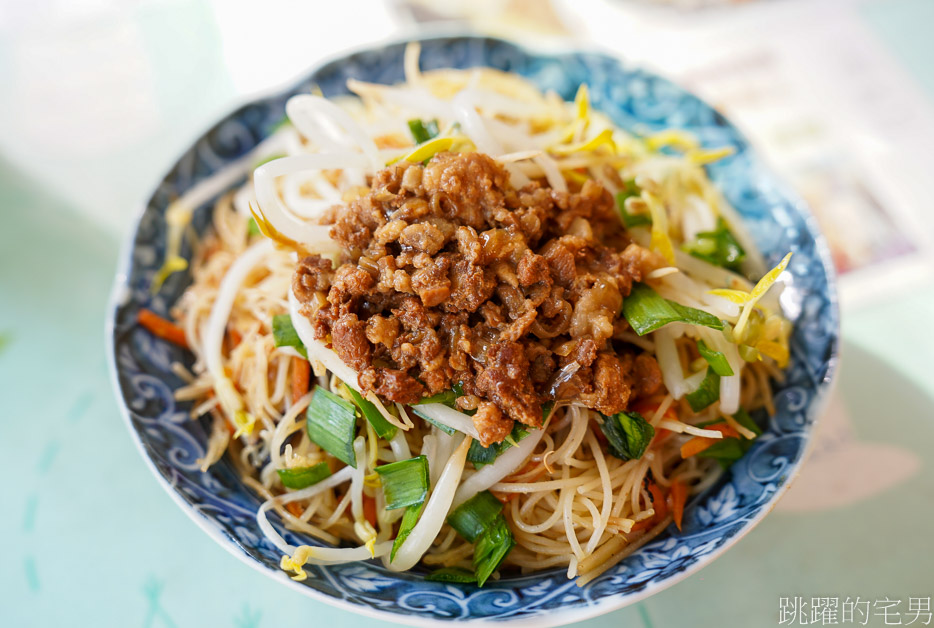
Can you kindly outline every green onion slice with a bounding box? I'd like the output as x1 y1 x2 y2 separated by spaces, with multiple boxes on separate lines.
390 500 425 562
425 566 478 583
407 118 440 144
622 283 724 336
409 406 457 435
374 455 429 510
467 423 529 467
697 340 734 376
685 368 720 412
272 314 307 358
615 186 652 228
696 408 762 468
344 384 396 440
306 387 357 467
473 515 516 587
416 382 464 409
599 411 655 461
733 408 763 437
698 437 746 468
276 462 331 489
448 491 504 543
682 218 746 271
418 390 457 407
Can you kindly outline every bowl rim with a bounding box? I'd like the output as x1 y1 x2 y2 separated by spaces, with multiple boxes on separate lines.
105 31 841 627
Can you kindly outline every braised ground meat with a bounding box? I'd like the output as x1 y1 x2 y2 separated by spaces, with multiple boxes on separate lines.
473 401 512 446
294 151 664 446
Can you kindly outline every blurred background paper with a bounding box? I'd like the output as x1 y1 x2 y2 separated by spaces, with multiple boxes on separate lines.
396 0 934 305
1 0 931 303
2 1 933 626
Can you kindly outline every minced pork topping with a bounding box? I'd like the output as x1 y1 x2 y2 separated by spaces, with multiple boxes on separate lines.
293 152 664 446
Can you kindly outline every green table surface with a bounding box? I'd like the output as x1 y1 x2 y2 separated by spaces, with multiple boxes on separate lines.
2 2 933 626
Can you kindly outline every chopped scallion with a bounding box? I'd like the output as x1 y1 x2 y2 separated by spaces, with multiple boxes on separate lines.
374 455 429 510
697 340 734 376
542 401 555 423
425 566 478 583
682 218 746 271
473 515 516 586
407 118 440 144
276 462 331 489
445 492 515 587
622 283 723 336
391 501 425 562
696 408 762 468
467 423 529 467
409 406 457 435
447 491 503 543
698 437 746 468
600 411 655 461
344 384 396 440
685 368 721 412
272 314 307 358
306 387 357 467
615 182 651 228
416 382 464 409
733 408 763 437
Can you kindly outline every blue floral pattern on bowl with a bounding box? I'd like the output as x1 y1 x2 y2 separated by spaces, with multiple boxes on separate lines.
107 35 839 625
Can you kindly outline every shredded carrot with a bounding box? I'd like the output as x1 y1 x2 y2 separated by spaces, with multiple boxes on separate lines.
652 428 674 447
627 480 669 533
291 358 311 405
629 518 654 532
669 480 688 531
285 502 304 518
491 490 516 504
647 481 668 522
362 494 378 528
226 326 243 352
680 424 740 459
137 308 187 347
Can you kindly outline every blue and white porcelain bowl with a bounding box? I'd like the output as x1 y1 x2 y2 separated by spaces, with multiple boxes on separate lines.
107 35 839 626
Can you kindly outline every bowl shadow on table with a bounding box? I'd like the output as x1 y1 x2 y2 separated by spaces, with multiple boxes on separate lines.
776 339 925 514
578 340 932 628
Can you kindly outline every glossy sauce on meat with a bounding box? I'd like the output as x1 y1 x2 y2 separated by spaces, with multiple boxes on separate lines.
293 152 664 445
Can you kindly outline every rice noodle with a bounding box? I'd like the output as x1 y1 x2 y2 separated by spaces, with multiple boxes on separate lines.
452 428 545 508
204 239 275 418
256 466 354 553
